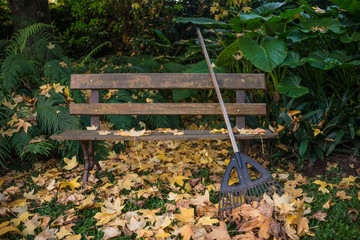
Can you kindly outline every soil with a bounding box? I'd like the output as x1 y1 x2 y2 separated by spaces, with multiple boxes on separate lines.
300 154 360 180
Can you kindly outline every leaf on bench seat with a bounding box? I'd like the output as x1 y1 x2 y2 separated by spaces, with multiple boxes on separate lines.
114 128 147 137
98 130 111 135
86 125 98 130
157 128 184 135
235 127 266 135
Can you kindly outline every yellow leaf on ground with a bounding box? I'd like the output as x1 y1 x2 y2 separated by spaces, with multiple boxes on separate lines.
181 224 194 240
59 177 82 191
322 197 335 209
168 175 189 186
310 211 327 221
100 227 121 240
63 156 78 170
0 221 22 236
77 193 95 209
196 216 219 226
64 234 81 240
206 221 231 240
114 128 146 137
336 191 352 200
94 212 119 226
56 226 73 239
127 217 146 232
53 83 65 93
174 207 195 224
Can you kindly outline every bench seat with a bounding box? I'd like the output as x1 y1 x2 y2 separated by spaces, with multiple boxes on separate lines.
50 129 277 141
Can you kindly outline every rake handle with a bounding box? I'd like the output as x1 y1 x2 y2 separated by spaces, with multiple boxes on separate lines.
197 28 239 154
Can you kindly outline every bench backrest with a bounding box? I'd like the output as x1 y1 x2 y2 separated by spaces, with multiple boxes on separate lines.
69 73 266 129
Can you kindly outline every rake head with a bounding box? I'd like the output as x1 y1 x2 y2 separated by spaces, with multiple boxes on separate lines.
218 152 284 219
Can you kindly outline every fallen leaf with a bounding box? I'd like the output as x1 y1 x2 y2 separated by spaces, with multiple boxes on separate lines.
181 224 194 240
127 217 146 232
59 177 82 191
98 130 111 135
114 128 147 137
13 119 32 134
196 216 219 226
63 156 78 170
47 42 55 49
206 221 231 240
100 226 121 240
55 226 73 239
310 211 327 221
0 222 22 236
322 197 335 209
174 207 195 224
86 125 98 130
336 191 352 200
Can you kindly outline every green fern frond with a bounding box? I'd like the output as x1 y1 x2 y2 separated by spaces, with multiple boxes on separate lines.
21 140 53 160
145 115 170 129
5 22 52 55
81 41 111 65
10 130 31 156
0 136 11 168
43 58 71 85
105 115 137 130
36 94 78 134
1 54 39 89
95 141 110 162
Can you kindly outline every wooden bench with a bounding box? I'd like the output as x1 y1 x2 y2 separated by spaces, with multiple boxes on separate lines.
50 73 277 187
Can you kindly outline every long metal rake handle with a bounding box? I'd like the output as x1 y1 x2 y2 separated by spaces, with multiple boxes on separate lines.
197 28 239 154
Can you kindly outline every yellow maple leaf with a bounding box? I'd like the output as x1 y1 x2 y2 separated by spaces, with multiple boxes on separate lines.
77 193 95 209
65 234 82 240
59 177 81 191
168 175 189 186
39 84 52 95
47 42 55 50
336 190 352 200
241 6 252 13
86 125 98 130
322 197 335 209
313 180 330 193
196 216 219 226
94 212 119 226
11 211 33 227
55 226 73 239
0 222 22 236
181 224 195 240
13 119 32 134
63 156 78 170
53 83 65 94
114 128 147 137
2 98 17 109
174 207 195 224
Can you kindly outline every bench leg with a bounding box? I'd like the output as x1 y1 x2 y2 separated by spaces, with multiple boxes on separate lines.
88 141 102 171
239 140 250 155
79 140 90 188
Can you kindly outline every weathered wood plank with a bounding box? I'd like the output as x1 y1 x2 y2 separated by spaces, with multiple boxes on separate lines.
71 73 265 90
69 103 266 116
90 90 100 129
50 129 277 141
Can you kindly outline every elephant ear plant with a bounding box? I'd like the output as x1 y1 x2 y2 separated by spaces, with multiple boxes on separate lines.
175 0 360 164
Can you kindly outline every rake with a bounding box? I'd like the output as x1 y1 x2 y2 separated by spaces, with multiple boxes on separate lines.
196 28 284 218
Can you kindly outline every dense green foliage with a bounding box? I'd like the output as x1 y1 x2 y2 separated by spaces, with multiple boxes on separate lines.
0 0 359 169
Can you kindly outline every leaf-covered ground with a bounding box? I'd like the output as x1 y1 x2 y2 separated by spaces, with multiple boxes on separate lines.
0 138 359 239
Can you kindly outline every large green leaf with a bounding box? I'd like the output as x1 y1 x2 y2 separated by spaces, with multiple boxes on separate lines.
299 18 345 34
279 7 304 22
330 0 360 15
254 2 286 16
287 29 315 42
340 32 360 43
216 39 239 67
238 37 287 72
281 51 306 68
174 17 226 26
277 75 309 98
306 50 334 70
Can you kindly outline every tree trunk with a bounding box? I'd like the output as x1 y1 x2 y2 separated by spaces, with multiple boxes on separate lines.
7 0 51 31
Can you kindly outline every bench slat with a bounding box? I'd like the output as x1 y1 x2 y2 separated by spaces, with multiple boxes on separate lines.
50 129 277 141
71 73 265 89
69 103 266 116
